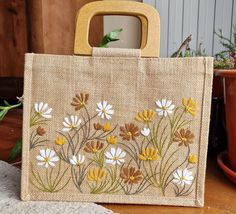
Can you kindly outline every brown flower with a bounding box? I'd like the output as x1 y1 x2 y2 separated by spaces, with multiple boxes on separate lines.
120 123 140 141
36 126 46 136
120 167 142 185
71 93 89 110
173 129 194 146
84 141 104 153
93 123 103 131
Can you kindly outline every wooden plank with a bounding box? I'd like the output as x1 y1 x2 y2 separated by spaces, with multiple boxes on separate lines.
182 0 199 51
155 0 169 57
0 0 28 77
27 0 103 54
213 0 233 55
167 0 184 56
197 0 215 56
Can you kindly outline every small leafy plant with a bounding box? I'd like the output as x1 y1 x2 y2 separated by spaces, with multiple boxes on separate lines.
214 24 236 69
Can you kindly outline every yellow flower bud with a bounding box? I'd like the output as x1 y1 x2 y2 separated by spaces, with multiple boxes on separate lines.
103 123 112 132
188 154 197 164
106 136 117 144
55 136 65 146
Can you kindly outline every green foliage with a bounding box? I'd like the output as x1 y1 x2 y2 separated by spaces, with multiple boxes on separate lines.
99 28 123 48
0 99 22 122
8 139 22 161
214 24 236 69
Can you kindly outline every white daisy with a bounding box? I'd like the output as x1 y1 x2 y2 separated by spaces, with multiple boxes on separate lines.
69 154 85 166
62 115 82 132
96 101 114 120
105 147 126 165
36 148 59 168
141 127 150 137
34 102 52 119
155 99 175 117
173 168 194 187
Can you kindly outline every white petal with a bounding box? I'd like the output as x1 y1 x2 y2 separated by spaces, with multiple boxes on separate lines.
42 114 52 119
37 162 45 166
72 155 77 163
39 149 46 158
110 147 116 156
36 155 44 161
38 102 44 111
62 127 71 132
106 109 114 115
50 156 59 162
45 148 51 157
42 103 48 111
119 151 126 158
81 155 85 163
105 152 113 159
34 103 39 112
44 107 52 115
70 158 77 165
161 99 167 107
97 102 103 110
44 162 49 168
167 110 173 115
105 114 111 120
163 111 168 117
168 104 175 110
97 111 102 116
71 115 75 125
49 150 55 157
105 159 115 164
181 181 185 187
158 111 164 116
100 113 105 119
119 158 125 163
165 100 172 107
48 161 55 167
63 121 70 127
172 178 180 184
184 180 192 185
76 118 82 126
102 101 108 108
64 117 70 125
116 147 122 156
156 100 162 108
106 104 113 110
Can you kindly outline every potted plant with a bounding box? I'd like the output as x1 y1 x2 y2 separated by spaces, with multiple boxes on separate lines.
214 25 236 183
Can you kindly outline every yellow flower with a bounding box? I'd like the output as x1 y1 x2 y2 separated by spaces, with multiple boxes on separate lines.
87 168 106 182
55 136 65 146
139 147 158 161
103 123 112 132
182 98 197 116
135 109 155 123
106 135 117 144
188 154 197 164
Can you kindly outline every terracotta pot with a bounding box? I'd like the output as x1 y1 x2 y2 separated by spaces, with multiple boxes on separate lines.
0 109 22 162
215 69 236 171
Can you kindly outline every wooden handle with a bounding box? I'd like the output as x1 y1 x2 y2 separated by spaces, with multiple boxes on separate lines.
74 1 160 57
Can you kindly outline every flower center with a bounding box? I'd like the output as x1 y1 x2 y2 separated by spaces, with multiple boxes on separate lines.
102 109 106 113
127 131 132 136
180 176 185 181
76 162 81 166
181 137 187 142
113 156 119 161
92 148 98 153
147 157 152 160
80 102 85 106
129 176 135 181
162 106 167 110
44 157 49 162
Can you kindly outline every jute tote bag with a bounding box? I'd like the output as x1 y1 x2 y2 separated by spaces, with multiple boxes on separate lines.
21 1 213 207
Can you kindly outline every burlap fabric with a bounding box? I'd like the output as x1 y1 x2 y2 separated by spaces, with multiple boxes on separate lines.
21 48 213 207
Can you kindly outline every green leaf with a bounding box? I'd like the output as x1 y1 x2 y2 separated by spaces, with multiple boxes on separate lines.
99 28 123 48
8 138 22 161
0 109 8 121
3 100 11 106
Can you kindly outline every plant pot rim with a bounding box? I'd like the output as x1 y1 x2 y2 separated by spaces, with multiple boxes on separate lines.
214 69 236 77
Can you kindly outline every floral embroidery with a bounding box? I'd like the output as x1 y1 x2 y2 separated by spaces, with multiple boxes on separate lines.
62 115 82 132
105 147 126 165
120 167 142 185
36 148 59 168
155 99 175 117
119 123 140 141
182 98 197 116
29 94 198 197
173 129 194 147
96 101 114 120
139 148 158 161
188 154 198 164
71 93 89 111
135 109 155 122
141 127 150 137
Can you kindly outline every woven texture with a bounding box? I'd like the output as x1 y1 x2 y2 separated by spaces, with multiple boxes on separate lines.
22 49 213 207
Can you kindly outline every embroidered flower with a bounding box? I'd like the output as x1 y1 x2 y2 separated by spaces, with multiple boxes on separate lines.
87 168 106 182
36 148 59 168
120 167 142 185
173 129 194 146
96 101 114 120
106 135 117 145
105 147 126 165
62 115 82 132
69 154 85 166
103 123 112 132
55 136 65 146
182 98 197 116
119 123 140 141
36 126 46 136
84 141 104 153
173 168 194 187
93 123 103 130
71 93 89 111
188 154 197 164
139 148 158 161
155 99 175 117
141 127 150 137
34 102 52 119
135 109 155 123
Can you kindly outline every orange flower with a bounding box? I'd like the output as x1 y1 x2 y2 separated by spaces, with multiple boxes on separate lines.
37 126 46 136
71 93 89 110
120 123 140 141
138 148 158 161
120 167 142 185
93 123 103 131
135 109 155 123
84 141 104 153
173 129 194 146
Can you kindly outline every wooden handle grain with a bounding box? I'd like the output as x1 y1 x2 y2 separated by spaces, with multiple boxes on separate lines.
74 1 160 57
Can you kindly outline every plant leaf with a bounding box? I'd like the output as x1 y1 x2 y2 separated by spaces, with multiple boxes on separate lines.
8 138 22 161
0 109 8 121
3 100 11 106
99 28 123 48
